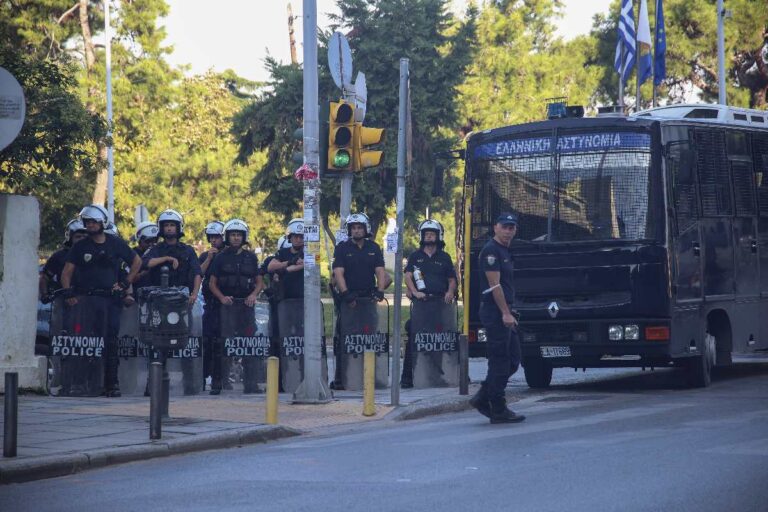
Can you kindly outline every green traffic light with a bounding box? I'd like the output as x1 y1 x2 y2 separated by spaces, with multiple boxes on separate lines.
333 150 351 168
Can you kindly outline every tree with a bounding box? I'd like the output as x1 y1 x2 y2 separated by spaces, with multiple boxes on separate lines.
233 0 477 239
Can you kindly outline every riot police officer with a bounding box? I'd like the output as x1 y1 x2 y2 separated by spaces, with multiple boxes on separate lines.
469 213 525 423
199 221 224 390
267 218 304 300
39 219 88 300
208 219 263 394
60 204 142 397
331 213 391 389
401 219 457 388
133 221 159 257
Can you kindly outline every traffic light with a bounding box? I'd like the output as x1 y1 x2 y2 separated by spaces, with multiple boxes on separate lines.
328 100 355 171
354 122 385 170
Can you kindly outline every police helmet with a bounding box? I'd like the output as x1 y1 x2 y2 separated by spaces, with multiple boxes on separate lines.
104 222 119 237
157 209 185 237
78 204 109 228
64 218 87 246
204 221 225 237
223 218 249 244
135 221 159 242
418 219 444 243
345 212 371 237
276 235 291 251
286 218 304 237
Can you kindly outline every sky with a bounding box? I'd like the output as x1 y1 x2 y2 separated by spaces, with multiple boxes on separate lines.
162 0 614 83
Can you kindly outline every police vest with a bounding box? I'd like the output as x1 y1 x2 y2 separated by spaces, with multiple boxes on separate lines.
149 243 194 289
215 250 259 298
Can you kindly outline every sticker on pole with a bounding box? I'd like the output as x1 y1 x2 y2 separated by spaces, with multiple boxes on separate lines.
294 163 318 181
0 67 26 152
304 224 320 242
385 232 398 253
335 229 348 245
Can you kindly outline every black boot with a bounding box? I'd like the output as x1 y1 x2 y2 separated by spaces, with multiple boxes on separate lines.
489 401 525 424
469 385 492 418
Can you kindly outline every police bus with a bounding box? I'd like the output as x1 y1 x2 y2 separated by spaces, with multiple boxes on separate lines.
459 103 768 388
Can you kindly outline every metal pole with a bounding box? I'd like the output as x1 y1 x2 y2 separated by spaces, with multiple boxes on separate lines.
459 334 469 395
266 357 279 424
3 373 18 457
652 0 658 108
635 0 641 112
363 350 376 416
149 362 162 440
390 58 409 406
618 46 625 108
717 0 727 105
294 0 331 403
104 0 115 222
161 352 170 419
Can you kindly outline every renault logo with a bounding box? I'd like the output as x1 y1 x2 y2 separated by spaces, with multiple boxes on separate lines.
547 301 560 319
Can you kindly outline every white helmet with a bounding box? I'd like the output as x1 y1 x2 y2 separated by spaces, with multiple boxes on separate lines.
104 222 119 237
286 218 304 237
223 218 249 244
135 221 159 241
418 219 444 243
64 218 87 246
276 235 290 251
205 221 225 237
157 209 184 237
345 212 371 237
79 204 109 228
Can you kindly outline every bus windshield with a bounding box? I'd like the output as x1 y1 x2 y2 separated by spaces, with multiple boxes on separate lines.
470 130 662 243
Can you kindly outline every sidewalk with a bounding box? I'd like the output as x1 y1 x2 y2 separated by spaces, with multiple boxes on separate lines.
0 385 476 484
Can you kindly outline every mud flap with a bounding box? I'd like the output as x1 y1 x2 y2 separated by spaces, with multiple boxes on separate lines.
410 299 459 388
339 298 389 391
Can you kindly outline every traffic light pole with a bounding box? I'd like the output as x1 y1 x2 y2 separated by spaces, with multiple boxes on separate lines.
294 0 331 404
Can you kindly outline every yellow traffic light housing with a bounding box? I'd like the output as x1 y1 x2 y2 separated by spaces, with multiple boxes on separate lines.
354 123 385 170
328 100 355 171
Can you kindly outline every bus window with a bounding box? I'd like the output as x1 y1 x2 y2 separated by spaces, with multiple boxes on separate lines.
753 135 768 216
695 130 732 216
726 132 757 217
668 144 699 234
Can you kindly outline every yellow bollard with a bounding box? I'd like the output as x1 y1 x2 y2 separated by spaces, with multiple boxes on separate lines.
363 350 376 416
266 356 279 425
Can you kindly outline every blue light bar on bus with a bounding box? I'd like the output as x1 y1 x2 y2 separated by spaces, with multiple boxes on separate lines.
473 132 651 159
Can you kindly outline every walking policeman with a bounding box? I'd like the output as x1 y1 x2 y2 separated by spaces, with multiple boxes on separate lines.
199 221 225 390
208 219 264 394
60 205 142 397
141 209 203 394
469 213 525 423
401 219 457 388
331 213 391 389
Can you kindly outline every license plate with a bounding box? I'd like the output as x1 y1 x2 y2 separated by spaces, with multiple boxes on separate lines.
540 346 571 358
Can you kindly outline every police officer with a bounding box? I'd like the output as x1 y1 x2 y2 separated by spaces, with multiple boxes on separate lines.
133 221 159 257
267 218 304 300
469 213 525 424
60 205 142 397
199 221 224 390
331 213 391 389
39 219 88 301
401 219 457 388
208 219 263 394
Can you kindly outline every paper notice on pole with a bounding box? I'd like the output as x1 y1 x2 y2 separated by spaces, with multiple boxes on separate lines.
303 208 315 223
385 233 398 253
304 224 320 242
335 229 348 244
304 253 316 267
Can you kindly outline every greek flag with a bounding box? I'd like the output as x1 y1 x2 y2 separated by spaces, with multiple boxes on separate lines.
614 0 636 82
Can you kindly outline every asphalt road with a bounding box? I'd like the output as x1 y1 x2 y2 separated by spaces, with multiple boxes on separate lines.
3 362 767 512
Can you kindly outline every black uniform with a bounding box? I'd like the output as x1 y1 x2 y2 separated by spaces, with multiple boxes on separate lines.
142 241 202 290
477 238 520 408
42 248 70 293
65 234 136 394
199 250 219 385
210 248 261 393
274 247 304 299
401 247 457 386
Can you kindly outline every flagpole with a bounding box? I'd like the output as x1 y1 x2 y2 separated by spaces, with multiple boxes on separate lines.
652 0 657 107
635 0 641 112
619 45 625 109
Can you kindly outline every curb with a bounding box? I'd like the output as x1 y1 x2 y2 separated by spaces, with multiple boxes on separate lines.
0 425 300 485
387 394 474 421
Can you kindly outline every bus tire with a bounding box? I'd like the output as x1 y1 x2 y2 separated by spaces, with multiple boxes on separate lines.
523 358 553 389
684 333 715 388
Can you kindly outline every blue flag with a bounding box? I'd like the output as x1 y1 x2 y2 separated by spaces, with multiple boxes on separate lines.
637 0 653 85
654 0 667 86
614 0 636 82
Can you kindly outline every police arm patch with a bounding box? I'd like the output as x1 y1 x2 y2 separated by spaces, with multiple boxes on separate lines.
486 255 496 266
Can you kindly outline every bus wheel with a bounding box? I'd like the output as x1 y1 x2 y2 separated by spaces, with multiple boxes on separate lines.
684 333 715 388
523 358 553 389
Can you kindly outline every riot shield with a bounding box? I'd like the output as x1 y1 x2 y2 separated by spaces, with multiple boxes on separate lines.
116 303 142 395
276 298 328 394
50 295 107 396
220 299 270 393
46 296 65 393
339 297 389 390
410 298 459 388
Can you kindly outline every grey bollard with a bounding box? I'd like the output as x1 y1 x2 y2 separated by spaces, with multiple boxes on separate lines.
149 362 163 440
4 372 19 457
459 334 469 395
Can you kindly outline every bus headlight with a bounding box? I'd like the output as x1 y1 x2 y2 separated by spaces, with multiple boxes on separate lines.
608 325 624 341
624 325 640 340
